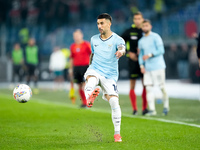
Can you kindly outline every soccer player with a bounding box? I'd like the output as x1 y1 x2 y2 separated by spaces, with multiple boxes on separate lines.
121 12 148 115
11 43 24 83
138 19 169 116
84 13 125 142
69 29 91 107
25 38 39 93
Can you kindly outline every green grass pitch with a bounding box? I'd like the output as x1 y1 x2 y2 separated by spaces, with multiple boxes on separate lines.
0 89 200 150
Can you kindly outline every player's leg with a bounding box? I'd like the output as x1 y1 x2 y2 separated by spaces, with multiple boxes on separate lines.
78 66 89 107
26 64 31 85
101 77 121 142
78 83 87 107
128 61 139 115
84 69 100 107
129 79 138 114
105 94 122 142
19 65 23 82
31 65 39 94
144 71 156 116
33 66 38 88
145 85 156 115
141 78 148 115
158 69 169 115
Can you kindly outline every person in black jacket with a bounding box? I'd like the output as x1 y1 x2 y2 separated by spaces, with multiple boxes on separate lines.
121 12 148 115
197 33 200 67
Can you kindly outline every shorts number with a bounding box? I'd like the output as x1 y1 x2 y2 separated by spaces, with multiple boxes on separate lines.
112 84 118 93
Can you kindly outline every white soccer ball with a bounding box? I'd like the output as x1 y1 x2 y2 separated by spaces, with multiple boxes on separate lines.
13 84 32 103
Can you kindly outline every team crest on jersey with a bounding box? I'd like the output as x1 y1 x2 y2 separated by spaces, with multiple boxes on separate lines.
108 44 113 49
76 48 80 52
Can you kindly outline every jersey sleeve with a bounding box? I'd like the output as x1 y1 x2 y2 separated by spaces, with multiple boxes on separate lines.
138 40 144 66
153 34 165 56
90 37 94 53
116 37 126 51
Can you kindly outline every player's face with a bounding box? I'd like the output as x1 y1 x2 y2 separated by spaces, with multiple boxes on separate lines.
97 19 111 35
73 31 83 43
133 15 143 28
142 22 152 34
14 44 20 50
29 39 35 46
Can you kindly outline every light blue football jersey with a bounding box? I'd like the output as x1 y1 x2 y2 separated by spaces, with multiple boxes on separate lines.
87 32 125 82
138 31 166 71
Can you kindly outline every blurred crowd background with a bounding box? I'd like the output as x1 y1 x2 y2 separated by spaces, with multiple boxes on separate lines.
0 0 199 83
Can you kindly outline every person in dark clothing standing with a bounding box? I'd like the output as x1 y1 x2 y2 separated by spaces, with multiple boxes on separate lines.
121 12 148 115
25 38 39 93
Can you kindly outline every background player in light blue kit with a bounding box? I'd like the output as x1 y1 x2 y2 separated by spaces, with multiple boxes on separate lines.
138 19 169 116
84 13 125 142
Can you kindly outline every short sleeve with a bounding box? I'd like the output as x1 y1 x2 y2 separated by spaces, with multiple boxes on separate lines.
90 37 94 53
116 37 125 50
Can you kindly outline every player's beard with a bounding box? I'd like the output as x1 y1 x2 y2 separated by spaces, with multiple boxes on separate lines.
143 30 150 35
99 29 105 35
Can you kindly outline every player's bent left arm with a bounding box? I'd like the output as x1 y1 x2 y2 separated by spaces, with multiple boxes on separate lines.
115 44 126 59
152 35 165 57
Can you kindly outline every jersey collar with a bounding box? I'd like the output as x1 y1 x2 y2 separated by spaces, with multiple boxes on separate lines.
99 33 113 41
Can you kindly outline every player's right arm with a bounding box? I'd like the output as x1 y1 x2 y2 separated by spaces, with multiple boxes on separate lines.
89 37 95 65
138 41 145 74
89 53 94 65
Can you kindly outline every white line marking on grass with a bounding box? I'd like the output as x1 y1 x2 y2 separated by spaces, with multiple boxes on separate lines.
89 108 200 128
123 114 200 128
1 93 200 129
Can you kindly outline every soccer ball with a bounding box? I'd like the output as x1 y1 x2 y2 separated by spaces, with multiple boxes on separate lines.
13 84 32 103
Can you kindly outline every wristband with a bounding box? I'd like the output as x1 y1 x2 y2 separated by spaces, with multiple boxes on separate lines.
148 53 153 57
140 65 144 68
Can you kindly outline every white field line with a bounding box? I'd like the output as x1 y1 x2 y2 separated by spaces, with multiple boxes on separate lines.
33 98 200 129
2 93 200 129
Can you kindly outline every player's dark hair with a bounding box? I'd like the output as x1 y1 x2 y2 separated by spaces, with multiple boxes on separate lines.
97 13 112 23
143 19 151 24
134 11 143 17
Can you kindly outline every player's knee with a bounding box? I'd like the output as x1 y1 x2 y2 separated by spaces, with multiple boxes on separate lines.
86 76 98 85
160 85 167 96
109 96 120 110
146 85 153 93
146 85 154 99
130 79 136 89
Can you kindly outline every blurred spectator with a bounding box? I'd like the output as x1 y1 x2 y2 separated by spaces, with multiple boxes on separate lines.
49 47 66 90
196 33 200 67
153 0 165 20
61 48 71 81
18 26 29 49
189 45 199 83
177 43 189 79
67 0 80 25
25 38 39 93
26 0 39 26
165 43 178 79
9 0 21 26
11 43 24 83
